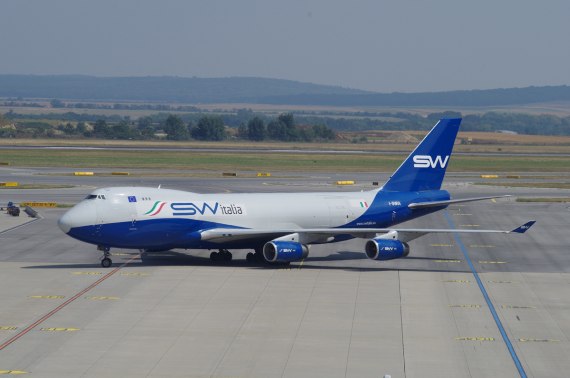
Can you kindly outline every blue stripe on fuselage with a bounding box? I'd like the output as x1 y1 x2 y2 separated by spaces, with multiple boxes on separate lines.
67 218 244 250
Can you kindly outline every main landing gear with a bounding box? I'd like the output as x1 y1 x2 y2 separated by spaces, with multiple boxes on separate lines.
210 249 232 262
98 245 112 268
246 248 265 263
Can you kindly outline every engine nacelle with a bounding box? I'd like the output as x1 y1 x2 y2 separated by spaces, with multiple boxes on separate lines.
263 241 309 263
365 238 410 261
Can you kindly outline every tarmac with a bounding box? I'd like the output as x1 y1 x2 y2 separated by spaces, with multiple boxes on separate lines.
0 167 569 377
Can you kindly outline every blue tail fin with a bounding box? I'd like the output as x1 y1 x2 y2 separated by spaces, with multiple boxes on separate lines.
382 118 461 192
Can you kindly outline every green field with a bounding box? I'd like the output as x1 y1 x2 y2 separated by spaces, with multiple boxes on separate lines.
476 182 570 189
516 197 570 202
2 148 570 173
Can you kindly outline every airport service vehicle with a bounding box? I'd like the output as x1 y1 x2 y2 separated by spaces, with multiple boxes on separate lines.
58 118 535 267
6 202 20 217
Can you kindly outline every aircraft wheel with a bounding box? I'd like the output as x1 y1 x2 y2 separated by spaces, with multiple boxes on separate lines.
246 252 255 263
210 251 219 262
101 257 112 268
222 251 232 262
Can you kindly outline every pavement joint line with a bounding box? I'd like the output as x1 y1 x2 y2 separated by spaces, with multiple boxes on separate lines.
0 217 41 236
212 269 278 376
281 270 321 377
344 270 361 378
0 256 137 351
444 210 528 378
146 267 231 375
398 270 406 376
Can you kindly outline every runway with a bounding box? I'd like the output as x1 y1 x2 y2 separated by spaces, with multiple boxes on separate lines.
0 168 569 377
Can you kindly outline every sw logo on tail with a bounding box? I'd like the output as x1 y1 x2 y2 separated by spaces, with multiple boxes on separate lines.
413 155 450 168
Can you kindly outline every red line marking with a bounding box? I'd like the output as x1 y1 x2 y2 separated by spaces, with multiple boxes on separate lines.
0 256 137 351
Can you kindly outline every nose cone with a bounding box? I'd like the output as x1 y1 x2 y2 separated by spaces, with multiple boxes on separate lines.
58 210 74 234
58 202 97 234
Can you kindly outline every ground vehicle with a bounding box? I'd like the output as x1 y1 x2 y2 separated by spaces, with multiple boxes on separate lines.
6 202 20 216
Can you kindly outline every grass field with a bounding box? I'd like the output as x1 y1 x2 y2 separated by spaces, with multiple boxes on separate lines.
3 131 570 155
2 148 570 173
516 197 570 202
476 182 570 189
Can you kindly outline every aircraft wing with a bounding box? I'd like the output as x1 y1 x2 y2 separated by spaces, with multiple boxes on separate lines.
408 195 511 209
199 220 536 244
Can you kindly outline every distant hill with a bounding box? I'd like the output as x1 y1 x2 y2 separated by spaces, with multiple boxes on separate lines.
0 74 569 107
263 86 570 107
0 75 369 103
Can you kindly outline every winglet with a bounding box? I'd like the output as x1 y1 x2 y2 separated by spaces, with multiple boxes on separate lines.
511 220 536 233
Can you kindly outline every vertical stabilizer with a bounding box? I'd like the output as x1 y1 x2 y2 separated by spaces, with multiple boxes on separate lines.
381 118 461 192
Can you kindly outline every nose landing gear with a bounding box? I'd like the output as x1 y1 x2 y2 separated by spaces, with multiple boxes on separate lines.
98 245 112 268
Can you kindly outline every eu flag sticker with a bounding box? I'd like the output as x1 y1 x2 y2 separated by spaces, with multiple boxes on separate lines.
128 196 137 203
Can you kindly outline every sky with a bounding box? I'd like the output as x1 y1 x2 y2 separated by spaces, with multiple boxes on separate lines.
1 0 569 93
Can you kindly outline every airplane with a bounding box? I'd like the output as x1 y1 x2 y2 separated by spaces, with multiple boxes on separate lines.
58 118 535 268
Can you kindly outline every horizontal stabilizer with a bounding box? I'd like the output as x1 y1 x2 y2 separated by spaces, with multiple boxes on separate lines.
408 195 511 209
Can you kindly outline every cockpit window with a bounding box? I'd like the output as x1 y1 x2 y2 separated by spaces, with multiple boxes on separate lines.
85 194 107 200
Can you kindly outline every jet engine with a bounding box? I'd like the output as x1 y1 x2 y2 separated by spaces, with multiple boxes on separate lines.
365 238 410 261
263 241 309 263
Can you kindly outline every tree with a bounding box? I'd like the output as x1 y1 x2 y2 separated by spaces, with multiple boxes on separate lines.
267 120 287 140
50 99 65 108
297 126 315 142
93 120 110 138
111 120 132 139
247 117 266 141
277 113 299 141
163 115 189 140
76 122 87 135
237 122 247 139
427 111 462 122
137 116 152 130
191 116 226 141
62 122 75 135
312 124 336 140
137 116 155 139
278 113 294 128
